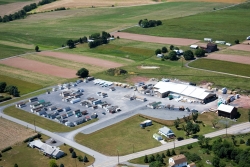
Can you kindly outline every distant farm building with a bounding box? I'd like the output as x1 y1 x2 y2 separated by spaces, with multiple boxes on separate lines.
159 126 175 138
190 45 198 49
154 81 216 103
204 38 212 42
206 43 217 52
217 104 238 119
169 154 188 167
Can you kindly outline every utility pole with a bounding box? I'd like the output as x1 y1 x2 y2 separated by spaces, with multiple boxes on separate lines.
133 144 134 153
117 150 119 164
34 119 36 132
181 56 183 67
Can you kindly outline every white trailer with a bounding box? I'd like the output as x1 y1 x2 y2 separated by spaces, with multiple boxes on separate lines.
204 38 212 42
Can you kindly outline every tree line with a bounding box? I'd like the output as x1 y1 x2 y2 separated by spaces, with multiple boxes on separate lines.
139 19 162 28
0 82 19 97
0 0 56 23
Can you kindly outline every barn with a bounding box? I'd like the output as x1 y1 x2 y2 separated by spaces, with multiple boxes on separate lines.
217 104 238 119
207 42 217 52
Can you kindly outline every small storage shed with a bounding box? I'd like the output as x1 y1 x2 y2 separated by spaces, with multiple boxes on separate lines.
207 42 217 52
217 104 238 119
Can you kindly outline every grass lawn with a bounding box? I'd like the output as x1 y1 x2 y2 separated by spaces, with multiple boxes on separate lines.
75 115 162 156
0 74 43 95
3 106 97 132
129 133 250 167
0 0 32 5
0 134 94 167
189 58 250 77
0 43 33 59
124 2 250 44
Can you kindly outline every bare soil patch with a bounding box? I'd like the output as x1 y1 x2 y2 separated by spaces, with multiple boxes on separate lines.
112 32 200 46
206 53 250 65
126 76 149 84
229 44 250 52
0 117 35 150
37 0 158 11
0 57 76 78
231 95 250 109
168 0 244 3
38 51 123 68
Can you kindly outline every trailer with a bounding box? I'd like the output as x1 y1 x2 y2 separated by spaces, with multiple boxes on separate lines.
29 97 38 102
70 98 81 104
204 38 212 42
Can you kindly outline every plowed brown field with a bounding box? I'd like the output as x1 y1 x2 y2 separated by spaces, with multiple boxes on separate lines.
0 57 76 78
206 53 250 65
111 32 200 46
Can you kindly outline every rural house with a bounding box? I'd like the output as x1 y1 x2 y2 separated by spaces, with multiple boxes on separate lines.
217 104 238 119
159 126 175 138
169 154 188 167
187 162 196 167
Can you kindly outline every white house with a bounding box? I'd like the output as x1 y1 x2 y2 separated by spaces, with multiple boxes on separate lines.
169 154 188 167
159 126 175 138
29 140 65 159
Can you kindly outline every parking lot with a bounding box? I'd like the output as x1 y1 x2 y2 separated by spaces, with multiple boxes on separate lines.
17 79 217 129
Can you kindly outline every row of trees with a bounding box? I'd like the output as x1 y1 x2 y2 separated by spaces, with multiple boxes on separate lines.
0 82 19 97
139 19 162 28
0 0 56 23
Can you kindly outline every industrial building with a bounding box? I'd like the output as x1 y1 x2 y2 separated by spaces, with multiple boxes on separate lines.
154 81 216 103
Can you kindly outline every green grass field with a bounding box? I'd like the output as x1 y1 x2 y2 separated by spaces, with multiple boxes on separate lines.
124 2 250 44
0 134 94 167
0 43 33 59
0 74 43 95
3 106 97 132
189 58 250 77
0 1 229 58
0 0 31 5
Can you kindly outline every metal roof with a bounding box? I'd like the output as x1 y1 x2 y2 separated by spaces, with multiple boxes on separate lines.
217 104 235 113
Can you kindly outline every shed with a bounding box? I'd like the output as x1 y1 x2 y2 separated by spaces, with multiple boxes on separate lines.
207 42 217 52
159 126 175 138
190 45 198 49
153 133 163 141
204 38 212 42
217 104 237 119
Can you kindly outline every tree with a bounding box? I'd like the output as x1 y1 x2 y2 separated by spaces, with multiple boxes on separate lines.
0 153 2 157
195 48 205 57
183 122 200 136
0 16 2 22
248 110 250 122
168 51 177 61
83 155 89 162
204 137 211 148
155 49 161 55
59 164 64 167
149 154 155 163
71 151 77 158
76 68 89 78
78 155 83 161
144 155 149 163
161 153 166 158
162 46 168 53
138 19 143 26
246 138 250 146
192 112 198 122
4 85 19 97
49 159 58 167
3 15 9 22
183 50 194 60
174 117 180 129
235 39 239 44
166 149 171 156
171 149 176 155
14 164 18 167
69 147 74 153
156 20 162 26
35 45 39 52
66 39 75 49
170 45 174 50
0 82 6 92
198 135 205 147
211 119 218 128
141 19 149 28
82 36 88 42
212 156 220 167
149 161 164 167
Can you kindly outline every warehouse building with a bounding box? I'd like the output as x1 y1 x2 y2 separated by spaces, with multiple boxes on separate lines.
154 81 216 103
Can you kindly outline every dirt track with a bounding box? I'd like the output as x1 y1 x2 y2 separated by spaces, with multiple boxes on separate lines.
206 53 250 65
38 51 123 68
0 57 76 78
112 32 200 46
229 44 250 52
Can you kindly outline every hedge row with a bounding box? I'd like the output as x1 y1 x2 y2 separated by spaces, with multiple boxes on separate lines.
1 146 12 153
23 133 41 143
0 96 11 102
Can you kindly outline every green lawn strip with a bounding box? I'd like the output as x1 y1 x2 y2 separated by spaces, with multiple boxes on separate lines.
189 58 250 77
3 106 97 132
0 64 68 86
0 134 94 167
0 74 43 95
217 49 250 57
129 133 250 167
124 3 250 44
0 0 31 5
0 2 228 51
75 115 162 156
0 43 33 59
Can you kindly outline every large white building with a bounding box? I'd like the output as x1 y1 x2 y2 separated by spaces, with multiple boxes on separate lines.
154 81 216 103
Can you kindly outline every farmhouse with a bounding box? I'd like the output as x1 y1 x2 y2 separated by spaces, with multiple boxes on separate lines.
154 81 216 103
159 126 175 138
29 140 65 159
168 154 188 167
217 104 238 119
